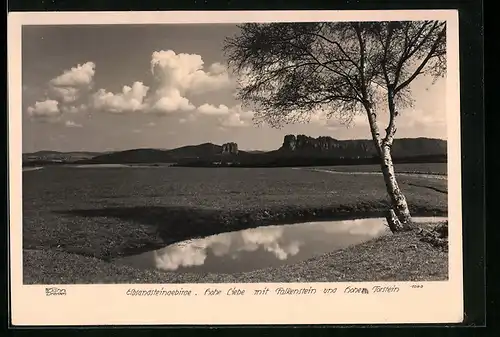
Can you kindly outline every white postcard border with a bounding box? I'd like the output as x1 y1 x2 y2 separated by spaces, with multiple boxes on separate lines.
8 10 463 326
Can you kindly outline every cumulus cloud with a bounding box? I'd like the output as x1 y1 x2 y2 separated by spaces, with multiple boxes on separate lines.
64 120 83 128
222 106 254 128
27 99 60 119
149 88 195 114
320 106 445 139
26 52 239 122
60 104 88 114
197 103 230 116
325 113 369 130
150 50 232 95
142 50 232 115
91 82 149 113
197 103 254 128
26 62 96 122
311 79 445 137
89 50 231 116
399 108 446 128
50 62 96 87
220 113 248 128
49 86 81 104
208 62 227 75
179 114 197 124
48 62 96 104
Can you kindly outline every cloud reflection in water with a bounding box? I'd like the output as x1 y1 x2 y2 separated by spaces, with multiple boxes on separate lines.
149 218 390 272
153 226 303 271
118 217 445 273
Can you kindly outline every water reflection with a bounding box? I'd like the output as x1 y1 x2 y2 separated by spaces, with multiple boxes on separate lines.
116 216 446 274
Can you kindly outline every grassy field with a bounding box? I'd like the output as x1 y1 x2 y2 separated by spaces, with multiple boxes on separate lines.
316 163 447 175
23 227 448 284
22 164 448 283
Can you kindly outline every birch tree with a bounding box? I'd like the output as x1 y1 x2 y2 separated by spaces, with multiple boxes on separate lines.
224 21 446 232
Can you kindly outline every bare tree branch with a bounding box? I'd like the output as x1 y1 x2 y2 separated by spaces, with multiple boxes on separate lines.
224 21 446 131
395 25 446 92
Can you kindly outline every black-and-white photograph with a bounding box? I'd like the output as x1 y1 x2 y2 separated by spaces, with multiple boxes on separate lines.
21 19 450 286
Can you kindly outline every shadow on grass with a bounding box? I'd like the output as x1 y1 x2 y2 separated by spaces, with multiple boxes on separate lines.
56 205 377 240
53 203 447 257
56 206 233 244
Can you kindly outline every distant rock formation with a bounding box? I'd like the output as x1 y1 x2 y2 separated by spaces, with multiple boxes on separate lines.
282 134 341 151
280 134 446 158
222 142 239 155
69 136 446 167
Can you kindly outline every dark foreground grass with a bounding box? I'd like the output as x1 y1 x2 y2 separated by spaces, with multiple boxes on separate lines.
23 166 447 261
23 223 447 284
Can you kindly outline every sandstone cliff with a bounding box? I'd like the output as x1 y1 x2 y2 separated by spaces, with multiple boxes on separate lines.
280 134 446 158
222 142 239 155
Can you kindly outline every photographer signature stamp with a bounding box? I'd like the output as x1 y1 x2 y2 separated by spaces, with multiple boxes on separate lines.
45 287 67 296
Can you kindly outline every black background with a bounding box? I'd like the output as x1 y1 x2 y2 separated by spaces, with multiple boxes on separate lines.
4 0 486 335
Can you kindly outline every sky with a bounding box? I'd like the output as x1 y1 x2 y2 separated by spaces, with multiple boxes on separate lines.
21 24 447 153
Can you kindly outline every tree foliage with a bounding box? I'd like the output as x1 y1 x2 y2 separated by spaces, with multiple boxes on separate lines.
223 21 446 134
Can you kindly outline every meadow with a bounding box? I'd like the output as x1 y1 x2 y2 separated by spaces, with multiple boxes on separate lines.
317 163 447 175
22 164 448 283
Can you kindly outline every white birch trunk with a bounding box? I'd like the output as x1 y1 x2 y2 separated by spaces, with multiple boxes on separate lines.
380 144 413 231
365 104 413 233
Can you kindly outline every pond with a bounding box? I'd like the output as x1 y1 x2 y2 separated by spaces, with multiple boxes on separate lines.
115 216 447 274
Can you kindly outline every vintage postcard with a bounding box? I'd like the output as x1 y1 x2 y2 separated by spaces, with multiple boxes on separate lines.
8 10 463 325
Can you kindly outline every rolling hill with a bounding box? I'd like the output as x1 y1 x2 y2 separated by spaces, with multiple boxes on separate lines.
74 143 254 164
22 151 108 163
23 135 447 167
